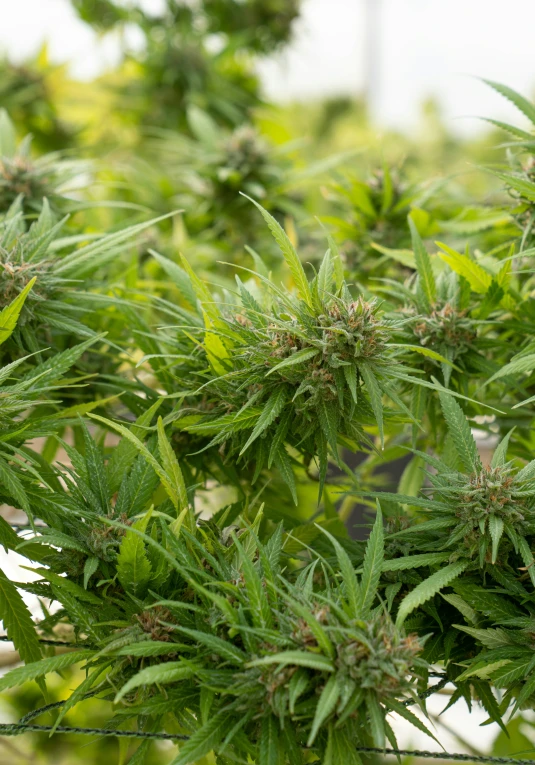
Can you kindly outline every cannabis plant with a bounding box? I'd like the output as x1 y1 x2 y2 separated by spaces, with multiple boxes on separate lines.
4 81 535 765
0 114 81 219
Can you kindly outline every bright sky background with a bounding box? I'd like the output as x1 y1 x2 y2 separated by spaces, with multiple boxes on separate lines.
2 0 535 135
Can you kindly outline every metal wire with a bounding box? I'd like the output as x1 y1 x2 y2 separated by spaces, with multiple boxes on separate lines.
1 723 535 764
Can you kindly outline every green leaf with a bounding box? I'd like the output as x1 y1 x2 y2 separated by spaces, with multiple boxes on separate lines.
288 668 309 714
472 679 509 734
438 392 481 472
387 698 439 743
318 397 340 456
83 557 99 589
243 195 313 308
343 364 357 403
203 310 231 375
485 354 535 385
491 429 514 468
157 417 188 511
150 250 197 308
483 79 535 125
316 526 360 616
89 414 181 511
395 343 459 368
170 710 231 765
382 553 450 572
488 515 504 564
518 535 535 587
117 509 153 597
324 726 361 765
240 387 286 455
441 593 478 625
115 662 195 703
56 212 178 277
408 217 435 309
0 277 36 348
0 572 41 668
259 714 279 765
0 457 30 513
172 626 247 664
81 420 109 514
436 242 492 294
232 532 272 629
396 561 468 627
266 348 319 376
358 501 383 617
178 253 217 317
307 674 340 746
316 248 334 300
247 651 334 672
359 364 384 448
0 651 94 693
366 691 385 747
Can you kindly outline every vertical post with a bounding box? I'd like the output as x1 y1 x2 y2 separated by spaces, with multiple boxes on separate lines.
364 0 381 121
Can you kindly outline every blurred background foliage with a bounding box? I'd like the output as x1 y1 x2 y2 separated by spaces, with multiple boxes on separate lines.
1 1 534 763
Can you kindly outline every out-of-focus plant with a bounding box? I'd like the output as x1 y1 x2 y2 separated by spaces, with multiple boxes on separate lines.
0 110 85 217
69 0 301 133
0 50 77 153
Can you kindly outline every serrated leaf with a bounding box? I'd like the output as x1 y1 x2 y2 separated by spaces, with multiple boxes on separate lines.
115 662 195 704
359 364 384 447
317 526 360 616
358 502 383 616
81 420 109 514
89 414 180 511
266 348 319 376
170 709 231 765
382 553 450 571
243 195 313 308
408 217 435 309
117 508 153 597
307 674 340 746
260 714 279 765
483 79 535 125
488 515 504 564
491 429 514 468
387 698 439 743
438 392 481 472
0 650 94 692
83 557 99 589
396 561 468 627
0 277 36 348
436 242 492 294
232 532 272 629
485 353 535 384
150 250 197 308
203 310 230 376
157 416 188 511
247 651 334 672
0 572 41 668
288 668 310 714
173 626 246 663
441 593 478 625
240 387 286 455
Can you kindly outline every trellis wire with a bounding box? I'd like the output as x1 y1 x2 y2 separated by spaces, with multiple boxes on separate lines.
0 723 534 765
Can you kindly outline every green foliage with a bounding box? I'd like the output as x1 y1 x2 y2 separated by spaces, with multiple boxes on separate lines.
3 54 535 765
0 110 82 215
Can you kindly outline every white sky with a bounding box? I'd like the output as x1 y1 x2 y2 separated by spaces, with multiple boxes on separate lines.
2 0 535 135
